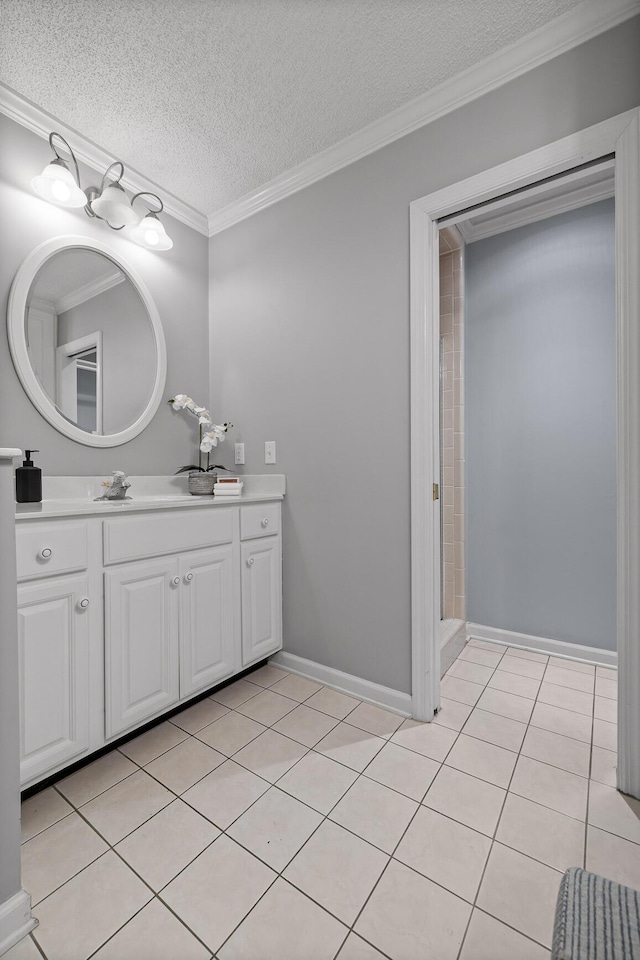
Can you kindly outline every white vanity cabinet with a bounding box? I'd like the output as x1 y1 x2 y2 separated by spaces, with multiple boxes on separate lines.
15 521 96 785
15 493 282 788
179 544 239 698
16 574 91 783
104 543 240 738
104 557 180 738
240 503 282 666
102 507 241 737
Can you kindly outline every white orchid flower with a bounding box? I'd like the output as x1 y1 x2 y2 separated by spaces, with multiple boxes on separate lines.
171 393 192 410
170 395 231 466
200 424 228 452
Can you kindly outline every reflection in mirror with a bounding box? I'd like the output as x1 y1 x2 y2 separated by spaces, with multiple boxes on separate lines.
25 248 156 435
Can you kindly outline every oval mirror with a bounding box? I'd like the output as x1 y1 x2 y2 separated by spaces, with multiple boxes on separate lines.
8 236 167 447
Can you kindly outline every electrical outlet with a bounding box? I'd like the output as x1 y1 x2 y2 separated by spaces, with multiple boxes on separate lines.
264 441 276 464
234 442 245 465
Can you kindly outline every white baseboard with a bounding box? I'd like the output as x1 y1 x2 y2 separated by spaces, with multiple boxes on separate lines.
269 652 412 717
467 622 617 668
441 619 467 678
0 890 36 957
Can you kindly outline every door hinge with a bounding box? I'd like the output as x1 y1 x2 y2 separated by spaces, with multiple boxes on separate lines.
433 483 439 501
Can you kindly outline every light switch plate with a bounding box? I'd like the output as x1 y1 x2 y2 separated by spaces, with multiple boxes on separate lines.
265 441 276 464
234 443 245 465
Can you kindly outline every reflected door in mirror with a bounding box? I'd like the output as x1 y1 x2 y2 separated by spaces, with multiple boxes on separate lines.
25 248 156 436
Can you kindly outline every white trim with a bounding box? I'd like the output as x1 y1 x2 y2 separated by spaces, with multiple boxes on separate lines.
7 235 167 448
55 330 104 434
207 0 640 236
55 269 124 315
467 623 617 668
441 619 467 678
0 83 208 237
410 108 640 797
615 109 640 797
0 890 36 957
453 162 615 244
269 651 412 717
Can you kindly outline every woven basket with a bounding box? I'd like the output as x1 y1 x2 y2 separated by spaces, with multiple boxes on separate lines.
187 471 216 496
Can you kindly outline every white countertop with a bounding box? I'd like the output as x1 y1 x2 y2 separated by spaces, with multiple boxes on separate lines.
15 474 285 521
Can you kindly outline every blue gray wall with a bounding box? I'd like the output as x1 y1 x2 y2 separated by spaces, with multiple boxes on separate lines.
210 20 638 691
465 200 616 650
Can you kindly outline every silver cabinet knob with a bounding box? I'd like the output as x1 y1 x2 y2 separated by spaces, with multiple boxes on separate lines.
172 576 180 585
185 573 194 582
79 597 89 609
261 518 269 527
247 557 255 566
39 547 52 560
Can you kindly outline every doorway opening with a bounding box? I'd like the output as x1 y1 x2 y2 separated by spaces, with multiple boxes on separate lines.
409 109 640 799
437 160 616 678
438 226 466 676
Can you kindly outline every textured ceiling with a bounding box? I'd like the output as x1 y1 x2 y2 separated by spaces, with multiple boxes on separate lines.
1 0 586 215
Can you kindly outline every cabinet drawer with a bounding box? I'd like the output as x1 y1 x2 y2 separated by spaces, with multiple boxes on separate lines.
240 503 280 540
16 522 88 581
103 507 235 564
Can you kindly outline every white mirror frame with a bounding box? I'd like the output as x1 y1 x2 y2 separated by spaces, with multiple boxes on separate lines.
7 235 167 448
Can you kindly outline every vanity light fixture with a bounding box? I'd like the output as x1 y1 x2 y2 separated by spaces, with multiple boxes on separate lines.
130 207 173 251
31 132 173 251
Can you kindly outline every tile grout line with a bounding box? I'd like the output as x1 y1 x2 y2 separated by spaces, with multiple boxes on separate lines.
454 642 573 959
34 674 382 956
21 654 620 960
583 673 597 873
38 795 221 960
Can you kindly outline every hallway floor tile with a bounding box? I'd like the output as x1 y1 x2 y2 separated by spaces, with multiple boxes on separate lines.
13 639 636 960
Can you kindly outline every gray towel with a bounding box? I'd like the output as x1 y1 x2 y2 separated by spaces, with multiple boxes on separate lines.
552 867 640 959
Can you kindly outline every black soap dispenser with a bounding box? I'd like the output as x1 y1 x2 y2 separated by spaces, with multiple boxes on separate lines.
16 450 42 503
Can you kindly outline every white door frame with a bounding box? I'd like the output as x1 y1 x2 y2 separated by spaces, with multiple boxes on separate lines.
56 331 103 433
409 109 640 799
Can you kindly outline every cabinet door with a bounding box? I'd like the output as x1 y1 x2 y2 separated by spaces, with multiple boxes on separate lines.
105 558 179 738
179 545 238 697
241 536 282 666
17 575 90 784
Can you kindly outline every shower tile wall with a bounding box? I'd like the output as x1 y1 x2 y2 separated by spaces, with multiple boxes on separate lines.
440 230 465 621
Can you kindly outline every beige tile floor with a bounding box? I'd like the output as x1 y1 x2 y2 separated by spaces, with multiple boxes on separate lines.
10 642 639 960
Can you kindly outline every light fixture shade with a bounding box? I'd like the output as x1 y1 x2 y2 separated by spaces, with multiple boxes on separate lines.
130 211 173 250
31 159 87 208
90 181 138 227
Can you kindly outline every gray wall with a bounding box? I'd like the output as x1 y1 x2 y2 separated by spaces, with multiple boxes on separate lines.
466 200 616 650
210 19 640 693
0 113 210 476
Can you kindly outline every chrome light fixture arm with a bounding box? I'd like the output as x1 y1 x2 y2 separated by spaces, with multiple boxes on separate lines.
85 160 126 228
130 191 163 215
49 131 82 188
32 131 173 250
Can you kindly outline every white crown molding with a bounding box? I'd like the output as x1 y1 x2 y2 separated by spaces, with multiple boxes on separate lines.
0 83 209 237
456 179 615 242
28 296 55 316
455 163 615 243
55 270 124 315
208 0 640 237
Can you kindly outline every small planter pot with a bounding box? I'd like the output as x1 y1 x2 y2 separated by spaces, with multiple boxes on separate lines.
188 471 216 496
